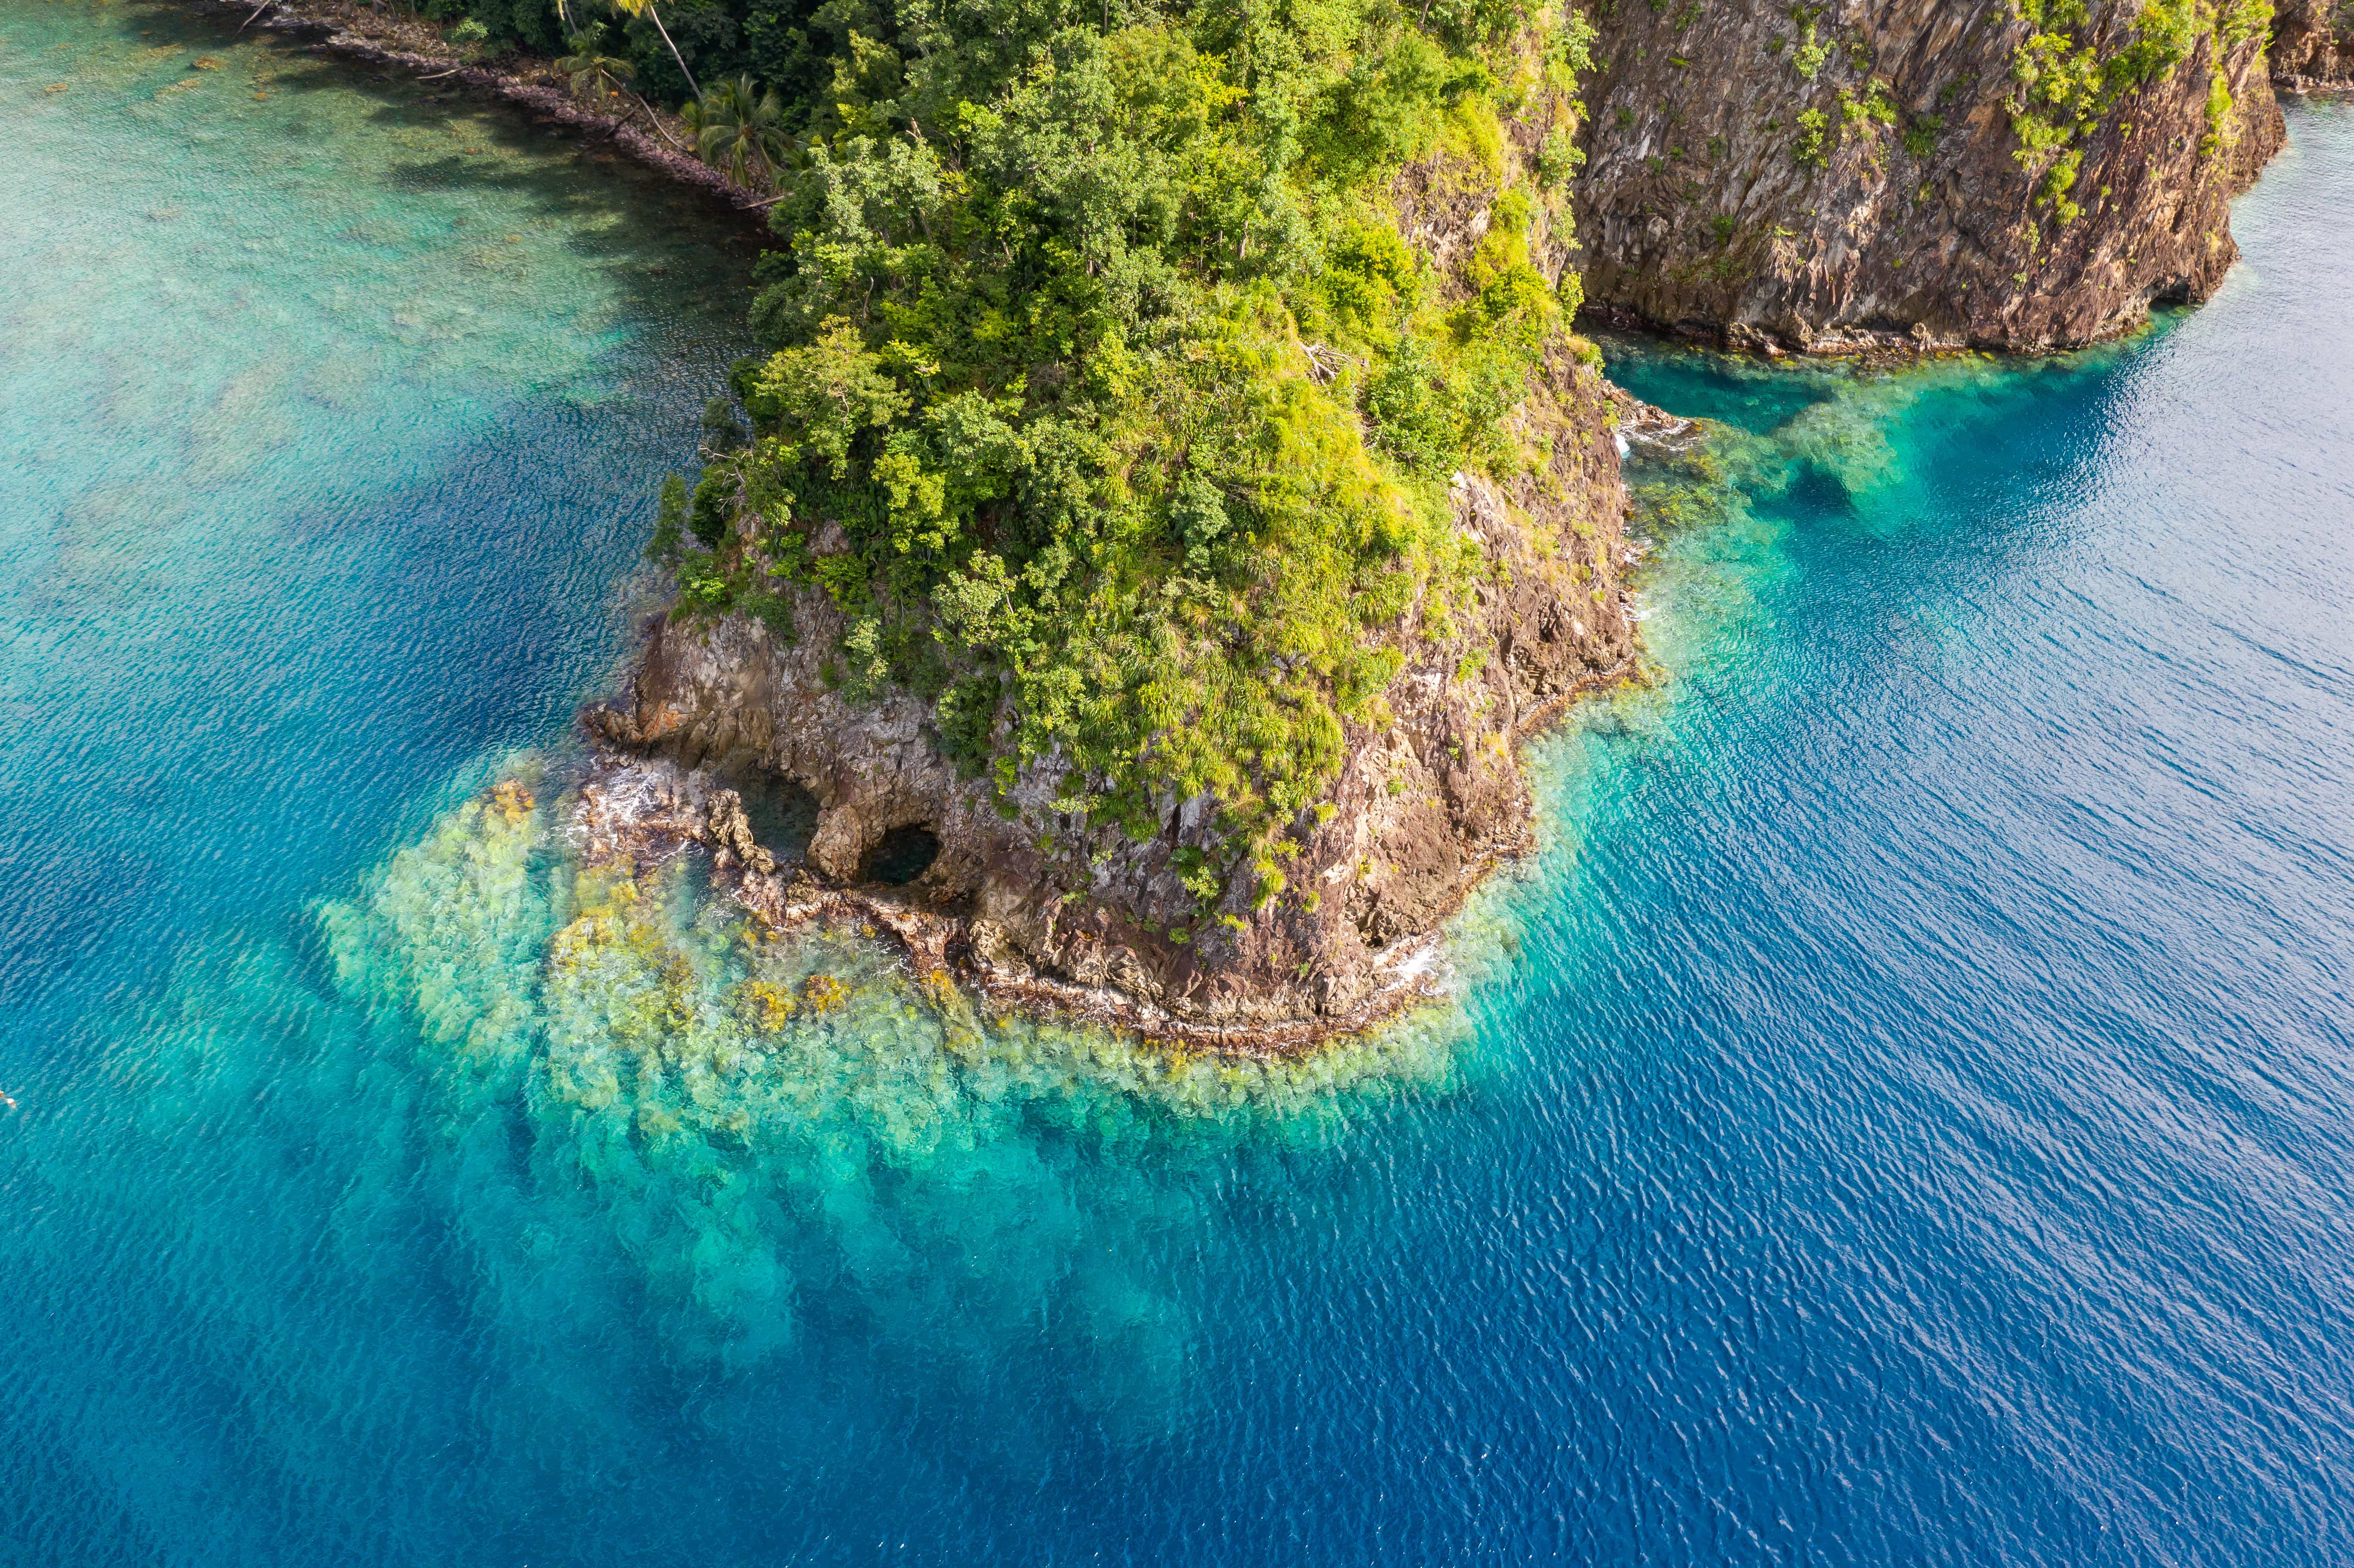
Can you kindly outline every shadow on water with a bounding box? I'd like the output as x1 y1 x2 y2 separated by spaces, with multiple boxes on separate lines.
861 823 942 885
711 761 822 865
100 0 774 275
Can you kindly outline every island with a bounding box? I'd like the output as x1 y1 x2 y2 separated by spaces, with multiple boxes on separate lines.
230 0 2342 1046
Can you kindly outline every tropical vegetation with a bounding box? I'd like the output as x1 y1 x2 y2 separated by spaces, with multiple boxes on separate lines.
428 0 1603 885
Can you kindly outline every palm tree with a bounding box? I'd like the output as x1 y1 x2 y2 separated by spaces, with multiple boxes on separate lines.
554 24 634 103
554 0 697 100
552 20 691 151
685 75 794 187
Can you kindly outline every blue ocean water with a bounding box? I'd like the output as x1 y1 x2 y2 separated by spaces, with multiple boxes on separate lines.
5 3 2354 1559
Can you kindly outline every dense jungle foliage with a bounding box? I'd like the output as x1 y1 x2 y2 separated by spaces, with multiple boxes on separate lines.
511 0 1601 874
419 0 835 106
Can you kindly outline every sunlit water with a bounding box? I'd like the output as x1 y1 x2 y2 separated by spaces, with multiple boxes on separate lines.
5 3 2354 1559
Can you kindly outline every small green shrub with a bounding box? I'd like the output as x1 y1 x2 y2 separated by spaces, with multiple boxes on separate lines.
1792 21 1829 78
1794 106 1829 167
1536 125 1585 186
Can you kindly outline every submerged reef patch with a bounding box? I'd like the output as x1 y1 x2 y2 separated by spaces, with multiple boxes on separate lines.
1616 336 2147 538
317 762 1465 1384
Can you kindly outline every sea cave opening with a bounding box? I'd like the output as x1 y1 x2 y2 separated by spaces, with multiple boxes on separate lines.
860 824 940 887
713 762 819 867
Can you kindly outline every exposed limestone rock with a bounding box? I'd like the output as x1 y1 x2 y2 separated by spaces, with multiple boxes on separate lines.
1574 0 2284 352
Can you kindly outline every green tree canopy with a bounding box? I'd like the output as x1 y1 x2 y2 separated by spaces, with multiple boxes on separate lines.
660 0 1599 889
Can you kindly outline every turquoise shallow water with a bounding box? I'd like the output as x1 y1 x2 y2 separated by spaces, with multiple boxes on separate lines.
7 4 2354 1561
0 0 760 1018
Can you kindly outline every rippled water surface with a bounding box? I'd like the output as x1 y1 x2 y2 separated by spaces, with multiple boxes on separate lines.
6 5 2354 1560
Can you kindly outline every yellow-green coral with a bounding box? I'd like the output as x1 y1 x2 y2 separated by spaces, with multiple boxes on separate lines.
737 978 798 1032
799 972 848 1015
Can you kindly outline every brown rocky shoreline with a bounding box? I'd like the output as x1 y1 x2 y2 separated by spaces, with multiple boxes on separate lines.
576 652 1647 1059
568 759 1467 1057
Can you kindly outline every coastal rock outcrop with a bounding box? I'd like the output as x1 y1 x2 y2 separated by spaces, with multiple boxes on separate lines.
590 355 1635 1040
2272 0 2354 87
1572 0 2284 351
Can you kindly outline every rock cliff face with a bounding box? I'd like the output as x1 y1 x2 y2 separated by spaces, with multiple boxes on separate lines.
2272 0 2354 86
590 354 1635 1039
1573 0 2284 351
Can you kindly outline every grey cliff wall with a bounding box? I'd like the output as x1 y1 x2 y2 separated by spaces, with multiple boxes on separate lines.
1573 0 2284 350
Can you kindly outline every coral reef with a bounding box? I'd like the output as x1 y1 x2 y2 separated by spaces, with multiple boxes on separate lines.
318 768 1468 1366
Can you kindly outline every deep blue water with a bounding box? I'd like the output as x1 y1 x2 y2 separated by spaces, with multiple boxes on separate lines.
6 6 2354 1561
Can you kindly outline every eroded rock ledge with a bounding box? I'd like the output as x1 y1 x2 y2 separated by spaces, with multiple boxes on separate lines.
569 761 1458 1055
587 365 1641 1051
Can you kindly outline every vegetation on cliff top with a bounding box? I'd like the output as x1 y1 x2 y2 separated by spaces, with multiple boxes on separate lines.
585 0 1602 875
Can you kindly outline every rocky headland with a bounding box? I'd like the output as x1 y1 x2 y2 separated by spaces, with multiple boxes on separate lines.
587 354 1640 1048
180 0 2321 1049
